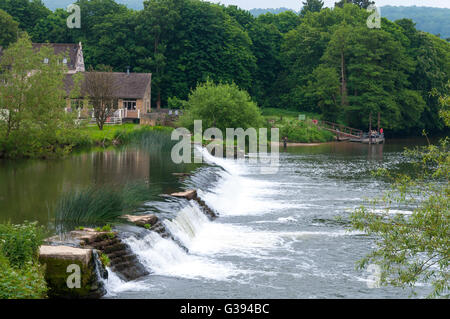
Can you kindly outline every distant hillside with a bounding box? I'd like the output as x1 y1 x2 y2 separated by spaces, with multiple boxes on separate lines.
249 8 297 16
249 6 449 39
42 0 144 11
381 6 450 39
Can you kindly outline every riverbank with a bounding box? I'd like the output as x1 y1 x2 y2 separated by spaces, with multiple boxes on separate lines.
0 124 175 160
76 124 174 149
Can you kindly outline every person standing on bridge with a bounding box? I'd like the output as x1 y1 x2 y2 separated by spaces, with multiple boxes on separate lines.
380 128 384 136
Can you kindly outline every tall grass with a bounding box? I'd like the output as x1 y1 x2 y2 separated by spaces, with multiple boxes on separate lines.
54 182 159 231
121 126 176 152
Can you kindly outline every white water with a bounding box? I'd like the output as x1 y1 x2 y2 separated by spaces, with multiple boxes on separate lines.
124 230 241 281
198 147 296 216
106 147 369 296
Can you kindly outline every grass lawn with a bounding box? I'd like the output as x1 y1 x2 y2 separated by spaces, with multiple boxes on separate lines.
80 124 141 143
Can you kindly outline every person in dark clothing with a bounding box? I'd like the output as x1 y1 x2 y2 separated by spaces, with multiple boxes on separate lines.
283 136 288 149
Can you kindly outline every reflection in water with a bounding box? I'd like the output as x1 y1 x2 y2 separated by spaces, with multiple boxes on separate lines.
0 147 198 227
0 138 427 227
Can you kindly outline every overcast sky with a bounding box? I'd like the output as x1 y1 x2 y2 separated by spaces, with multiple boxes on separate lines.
209 1 450 10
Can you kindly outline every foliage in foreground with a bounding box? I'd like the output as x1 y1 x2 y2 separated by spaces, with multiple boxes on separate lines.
351 111 449 297
0 221 47 299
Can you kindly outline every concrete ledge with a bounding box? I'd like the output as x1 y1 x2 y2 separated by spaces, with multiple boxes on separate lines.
39 245 105 299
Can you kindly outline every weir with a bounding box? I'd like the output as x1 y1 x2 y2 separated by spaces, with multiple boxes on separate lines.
41 147 233 297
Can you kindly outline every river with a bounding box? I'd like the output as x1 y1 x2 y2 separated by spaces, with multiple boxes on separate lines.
0 139 432 298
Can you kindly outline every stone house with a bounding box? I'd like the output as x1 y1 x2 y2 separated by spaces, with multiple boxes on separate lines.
64 71 152 121
1 42 152 122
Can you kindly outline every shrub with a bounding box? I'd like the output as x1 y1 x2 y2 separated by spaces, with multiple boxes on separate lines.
99 253 110 268
178 79 264 132
0 221 45 267
0 221 47 299
0 254 47 299
278 119 334 143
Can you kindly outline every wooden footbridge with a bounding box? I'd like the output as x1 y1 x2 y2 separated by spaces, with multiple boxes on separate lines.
317 121 363 139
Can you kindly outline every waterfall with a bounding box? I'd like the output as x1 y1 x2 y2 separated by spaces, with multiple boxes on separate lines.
163 202 210 251
123 227 239 281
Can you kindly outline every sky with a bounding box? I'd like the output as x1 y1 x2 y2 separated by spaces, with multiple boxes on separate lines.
209 1 450 11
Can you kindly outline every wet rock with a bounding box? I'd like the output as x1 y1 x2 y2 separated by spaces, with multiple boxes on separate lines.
70 228 116 246
121 214 159 228
39 245 106 299
171 189 198 200
195 197 218 220
171 189 218 219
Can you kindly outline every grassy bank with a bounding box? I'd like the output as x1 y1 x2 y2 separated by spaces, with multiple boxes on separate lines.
261 109 334 143
0 123 175 159
76 124 174 149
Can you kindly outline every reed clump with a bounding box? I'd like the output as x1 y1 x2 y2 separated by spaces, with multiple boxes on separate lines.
55 182 158 229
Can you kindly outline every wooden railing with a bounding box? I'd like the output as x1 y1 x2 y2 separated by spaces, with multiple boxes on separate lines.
317 121 363 139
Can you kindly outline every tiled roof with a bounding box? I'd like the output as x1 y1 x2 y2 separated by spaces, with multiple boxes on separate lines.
64 72 152 99
32 43 80 71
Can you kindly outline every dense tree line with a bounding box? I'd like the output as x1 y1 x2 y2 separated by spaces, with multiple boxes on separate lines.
0 0 449 134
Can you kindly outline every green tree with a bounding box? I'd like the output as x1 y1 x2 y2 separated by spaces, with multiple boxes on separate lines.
323 25 352 107
248 19 283 108
179 79 263 133
300 0 324 17
0 0 50 34
256 11 300 34
135 0 181 109
306 65 340 120
0 9 19 47
0 35 79 158
350 88 449 297
135 0 256 108
31 8 74 43
335 0 374 9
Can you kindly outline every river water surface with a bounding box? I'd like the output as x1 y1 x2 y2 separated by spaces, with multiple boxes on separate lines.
0 139 432 298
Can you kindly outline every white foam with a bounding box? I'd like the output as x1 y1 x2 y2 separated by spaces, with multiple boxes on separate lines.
124 231 240 281
103 268 150 296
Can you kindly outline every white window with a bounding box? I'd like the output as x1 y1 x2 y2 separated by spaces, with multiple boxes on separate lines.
63 58 68 64
123 99 137 110
43 58 49 64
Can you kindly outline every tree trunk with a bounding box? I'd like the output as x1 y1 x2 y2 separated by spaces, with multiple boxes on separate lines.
157 91 161 110
340 50 348 106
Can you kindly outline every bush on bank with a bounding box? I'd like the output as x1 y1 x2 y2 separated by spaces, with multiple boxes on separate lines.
0 221 48 299
276 119 334 143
